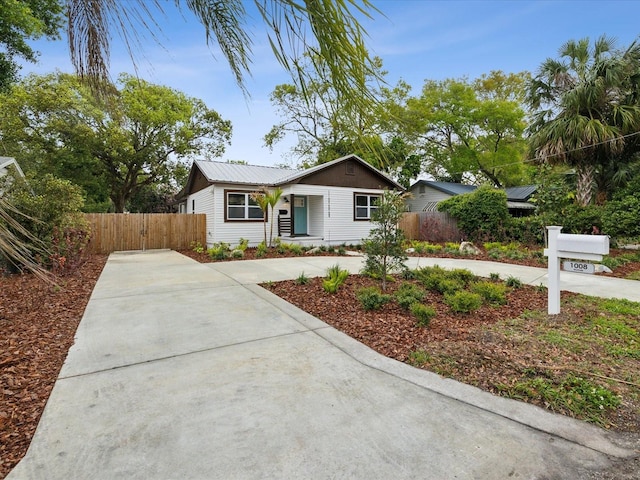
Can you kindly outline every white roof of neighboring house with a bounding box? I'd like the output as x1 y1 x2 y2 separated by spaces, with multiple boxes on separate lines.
0 157 25 178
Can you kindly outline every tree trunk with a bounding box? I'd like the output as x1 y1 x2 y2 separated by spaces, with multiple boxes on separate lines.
575 164 595 207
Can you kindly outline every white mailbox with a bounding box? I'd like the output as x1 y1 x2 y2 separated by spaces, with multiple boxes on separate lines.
544 226 610 315
556 233 609 260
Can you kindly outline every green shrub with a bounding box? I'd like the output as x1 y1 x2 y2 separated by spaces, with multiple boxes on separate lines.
438 185 510 242
449 268 476 283
489 272 500 281
410 303 437 326
191 241 205 254
505 276 523 288
322 264 349 293
231 249 244 258
208 242 230 260
471 281 507 305
395 282 426 309
445 291 483 313
415 265 465 294
256 242 268 258
357 287 392 311
236 238 249 251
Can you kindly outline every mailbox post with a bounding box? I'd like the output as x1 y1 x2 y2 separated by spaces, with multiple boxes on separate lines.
543 226 609 315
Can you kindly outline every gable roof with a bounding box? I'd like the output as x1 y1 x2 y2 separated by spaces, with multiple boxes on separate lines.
504 185 537 202
410 180 476 196
184 154 403 194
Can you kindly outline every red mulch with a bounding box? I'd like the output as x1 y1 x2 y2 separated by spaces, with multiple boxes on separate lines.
0 256 107 479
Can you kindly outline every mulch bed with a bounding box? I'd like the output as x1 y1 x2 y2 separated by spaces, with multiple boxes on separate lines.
0 255 107 479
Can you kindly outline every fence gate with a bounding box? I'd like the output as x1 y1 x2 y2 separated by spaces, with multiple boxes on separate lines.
86 213 206 254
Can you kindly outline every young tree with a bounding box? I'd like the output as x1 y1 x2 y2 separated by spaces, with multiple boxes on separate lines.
266 187 283 247
362 190 407 291
250 189 269 247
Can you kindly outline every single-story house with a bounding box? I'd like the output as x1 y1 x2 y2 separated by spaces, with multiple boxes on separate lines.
177 154 403 247
406 180 536 217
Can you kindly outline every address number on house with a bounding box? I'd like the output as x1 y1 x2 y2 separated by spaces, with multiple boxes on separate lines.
562 261 595 274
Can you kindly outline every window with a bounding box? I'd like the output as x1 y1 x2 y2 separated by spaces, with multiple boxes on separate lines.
354 193 380 220
225 191 265 221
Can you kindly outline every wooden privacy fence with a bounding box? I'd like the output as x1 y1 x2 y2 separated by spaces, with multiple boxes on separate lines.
85 213 206 254
399 212 462 242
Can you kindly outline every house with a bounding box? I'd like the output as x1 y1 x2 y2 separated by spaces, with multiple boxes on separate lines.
177 154 403 247
0 157 25 181
406 180 536 217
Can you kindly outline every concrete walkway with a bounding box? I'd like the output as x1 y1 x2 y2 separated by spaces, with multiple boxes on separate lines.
8 251 639 479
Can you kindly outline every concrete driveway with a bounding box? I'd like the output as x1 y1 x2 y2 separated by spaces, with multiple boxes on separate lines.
7 250 638 479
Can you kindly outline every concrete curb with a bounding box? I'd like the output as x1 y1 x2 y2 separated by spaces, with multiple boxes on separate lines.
252 283 639 460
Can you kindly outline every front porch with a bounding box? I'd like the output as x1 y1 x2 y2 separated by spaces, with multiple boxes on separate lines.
277 193 324 241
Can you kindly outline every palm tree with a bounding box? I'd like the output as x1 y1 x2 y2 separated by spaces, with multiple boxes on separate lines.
526 36 640 206
265 187 283 247
250 189 269 247
66 0 380 108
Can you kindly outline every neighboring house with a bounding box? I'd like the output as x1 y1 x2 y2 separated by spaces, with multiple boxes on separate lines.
177 154 403 247
406 180 536 217
0 157 25 181
0 157 26 193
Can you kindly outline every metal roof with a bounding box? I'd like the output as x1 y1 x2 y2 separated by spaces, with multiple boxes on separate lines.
194 160 297 186
504 185 537 201
410 180 477 196
193 155 404 190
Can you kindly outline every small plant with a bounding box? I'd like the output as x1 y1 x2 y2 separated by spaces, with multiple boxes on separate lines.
207 242 230 260
337 246 346 255
411 303 437 326
191 241 205 254
287 243 304 255
408 349 431 366
231 249 244 259
296 271 310 285
356 286 392 311
322 264 349 293
489 272 500 281
256 241 268 258
445 291 483 313
236 238 249 251
395 282 426 309
471 281 507 305
536 283 546 293
505 276 523 288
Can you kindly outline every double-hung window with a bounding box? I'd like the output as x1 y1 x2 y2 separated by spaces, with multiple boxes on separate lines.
354 193 380 220
225 191 264 221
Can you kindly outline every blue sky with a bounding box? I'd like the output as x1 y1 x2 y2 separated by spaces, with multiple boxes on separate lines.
20 0 640 166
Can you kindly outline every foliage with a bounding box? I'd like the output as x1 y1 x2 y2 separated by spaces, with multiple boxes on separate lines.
295 272 309 285
191 241 205 254
527 36 640 206
4 174 89 271
444 291 483 313
256 242 268 258
471 281 507 305
601 172 640 238
322 264 349 293
497 375 620 426
207 242 230 260
438 185 510 242
410 303 437 327
505 276 523 289
394 282 426 310
0 0 63 91
236 238 249 251
362 190 408 290
386 71 532 186
508 216 545 245
0 72 232 212
356 286 392 311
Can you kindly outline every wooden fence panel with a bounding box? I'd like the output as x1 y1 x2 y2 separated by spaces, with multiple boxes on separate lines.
399 212 462 243
85 213 206 254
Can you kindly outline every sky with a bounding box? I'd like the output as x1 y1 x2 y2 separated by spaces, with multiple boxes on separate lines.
19 0 640 167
